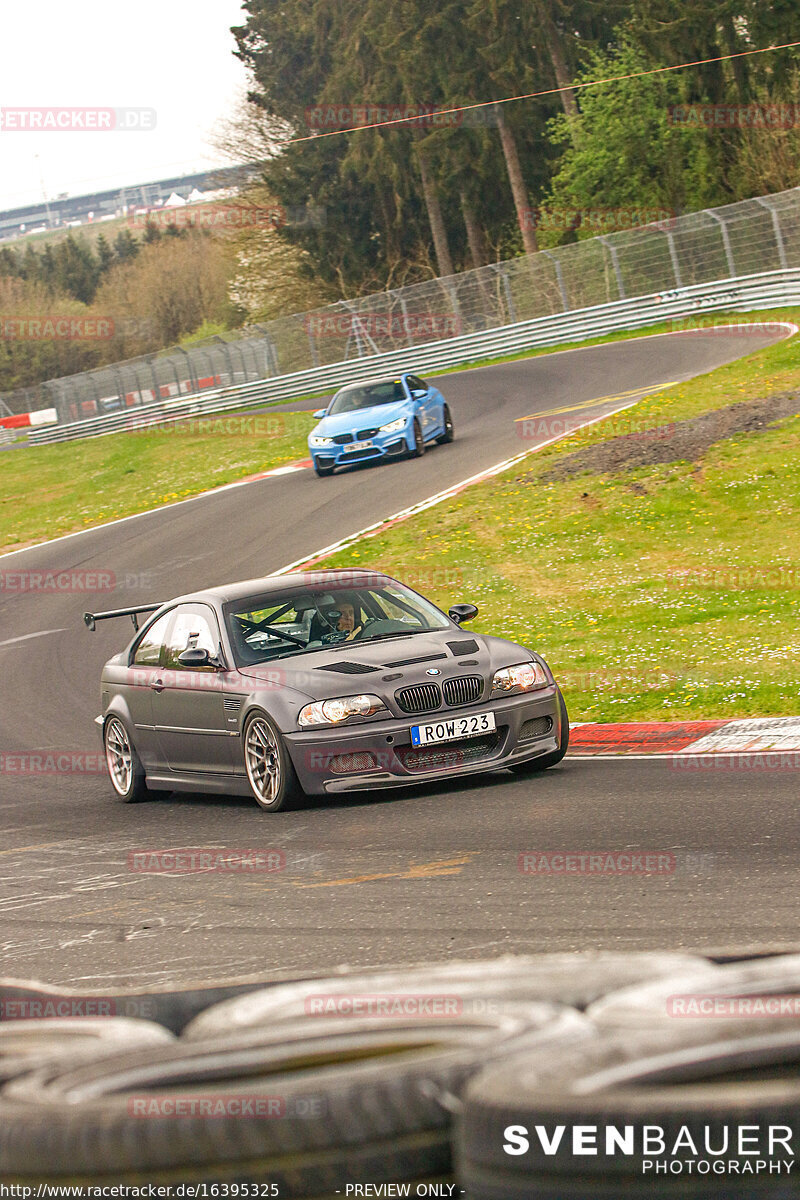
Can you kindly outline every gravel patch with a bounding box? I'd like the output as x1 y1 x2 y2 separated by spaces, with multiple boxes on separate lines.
532 392 800 483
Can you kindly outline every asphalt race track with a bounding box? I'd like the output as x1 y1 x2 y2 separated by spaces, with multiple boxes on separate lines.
2 329 798 988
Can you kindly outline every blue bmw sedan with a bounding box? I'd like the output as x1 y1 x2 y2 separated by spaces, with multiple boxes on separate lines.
308 373 454 477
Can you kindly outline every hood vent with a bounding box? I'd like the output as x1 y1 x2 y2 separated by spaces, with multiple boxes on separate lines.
383 652 447 669
447 639 479 656
316 661 379 675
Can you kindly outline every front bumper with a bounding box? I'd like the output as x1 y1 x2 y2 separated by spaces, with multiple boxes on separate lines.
285 686 562 794
310 431 410 471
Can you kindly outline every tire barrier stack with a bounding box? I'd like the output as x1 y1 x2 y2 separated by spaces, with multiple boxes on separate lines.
2 951 800 1197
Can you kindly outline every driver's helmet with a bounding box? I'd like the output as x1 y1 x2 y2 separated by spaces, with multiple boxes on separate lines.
318 593 358 641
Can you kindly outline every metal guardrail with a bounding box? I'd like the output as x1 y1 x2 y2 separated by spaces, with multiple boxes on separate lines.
10 184 800 429
28 269 800 445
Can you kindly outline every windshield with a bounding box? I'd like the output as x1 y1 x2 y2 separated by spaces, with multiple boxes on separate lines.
224 579 450 665
328 379 407 415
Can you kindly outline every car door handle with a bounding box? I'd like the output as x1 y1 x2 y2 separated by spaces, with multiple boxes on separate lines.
150 678 165 693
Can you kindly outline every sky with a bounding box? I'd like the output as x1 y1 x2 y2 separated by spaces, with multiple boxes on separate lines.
0 0 252 211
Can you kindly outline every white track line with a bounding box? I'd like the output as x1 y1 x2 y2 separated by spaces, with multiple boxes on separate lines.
0 629 67 648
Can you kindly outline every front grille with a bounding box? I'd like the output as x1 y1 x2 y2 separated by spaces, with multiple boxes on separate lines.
316 661 379 675
357 427 379 439
447 639 479 656
329 752 377 774
397 731 502 773
396 683 441 714
332 433 353 445
519 716 553 741
443 675 483 707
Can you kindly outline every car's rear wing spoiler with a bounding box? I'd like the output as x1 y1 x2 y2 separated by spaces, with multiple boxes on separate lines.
83 604 164 633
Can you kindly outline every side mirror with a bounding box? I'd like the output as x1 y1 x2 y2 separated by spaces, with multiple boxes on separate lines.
410 389 427 400
313 408 327 420
178 647 212 667
449 603 478 625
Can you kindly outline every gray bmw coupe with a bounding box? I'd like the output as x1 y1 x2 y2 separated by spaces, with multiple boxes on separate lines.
85 570 568 811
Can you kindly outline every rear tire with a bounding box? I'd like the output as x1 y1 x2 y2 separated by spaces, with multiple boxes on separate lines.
437 404 454 443
104 716 147 803
408 419 425 458
512 688 569 774
243 710 302 811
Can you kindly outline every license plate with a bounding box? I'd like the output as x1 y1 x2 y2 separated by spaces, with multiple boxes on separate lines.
344 440 373 452
411 711 496 746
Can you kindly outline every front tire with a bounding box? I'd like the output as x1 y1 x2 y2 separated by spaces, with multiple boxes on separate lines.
314 462 335 478
408 419 425 458
436 404 454 444
511 688 569 774
104 716 147 802
243 710 302 812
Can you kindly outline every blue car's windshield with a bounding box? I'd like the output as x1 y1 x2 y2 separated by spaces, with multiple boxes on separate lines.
328 380 406 415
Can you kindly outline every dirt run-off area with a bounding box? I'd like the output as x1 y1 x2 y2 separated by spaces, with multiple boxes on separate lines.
529 392 800 484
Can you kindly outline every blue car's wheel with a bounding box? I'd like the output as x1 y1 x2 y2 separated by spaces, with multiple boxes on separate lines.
314 461 335 478
436 404 454 444
408 419 425 458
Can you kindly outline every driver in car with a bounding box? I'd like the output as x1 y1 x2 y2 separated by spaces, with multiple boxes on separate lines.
320 601 363 644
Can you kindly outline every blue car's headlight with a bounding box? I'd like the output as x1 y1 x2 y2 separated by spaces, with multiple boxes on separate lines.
378 418 407 434
310 435 334 447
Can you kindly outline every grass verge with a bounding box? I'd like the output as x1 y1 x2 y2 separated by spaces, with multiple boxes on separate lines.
318 319 800 722
0 411 314 554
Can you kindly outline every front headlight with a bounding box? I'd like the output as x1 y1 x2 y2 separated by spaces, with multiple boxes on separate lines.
491 661 548 694
378 417 407 434
310 435 334 448
298 693 388 727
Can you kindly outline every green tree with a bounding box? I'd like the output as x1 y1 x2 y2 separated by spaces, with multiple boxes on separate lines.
544 37 723 235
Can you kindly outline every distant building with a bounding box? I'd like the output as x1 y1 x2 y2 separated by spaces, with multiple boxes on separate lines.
0 165 256 242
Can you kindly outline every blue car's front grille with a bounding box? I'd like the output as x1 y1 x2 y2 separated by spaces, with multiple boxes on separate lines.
357 427 379 439
332 434 354 445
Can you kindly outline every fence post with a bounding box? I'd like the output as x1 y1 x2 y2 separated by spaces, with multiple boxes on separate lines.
705 209 736 277
398 294 413 345
255 326 280 377
541 250 569 311
211 335 236 385
599 236 626 299
755 196 788 270
664 230 683 288
495 265 517 323
175 346 198 394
